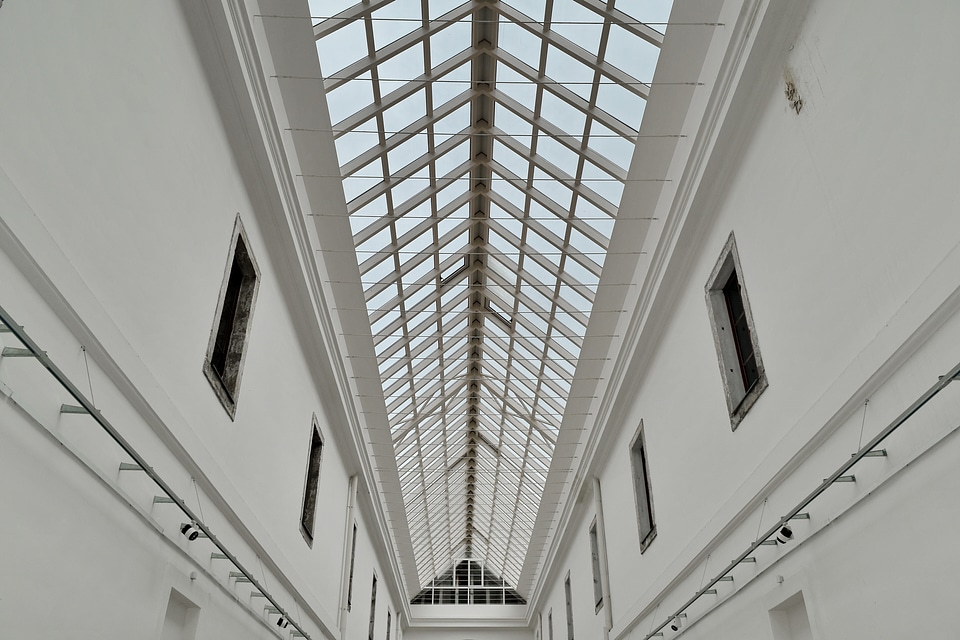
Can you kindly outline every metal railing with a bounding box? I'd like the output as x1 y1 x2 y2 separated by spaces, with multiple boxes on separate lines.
0 302 313 640
640 358 960 639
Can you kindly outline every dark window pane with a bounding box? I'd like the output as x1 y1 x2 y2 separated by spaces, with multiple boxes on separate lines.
722 271 759 392
300 427 323 540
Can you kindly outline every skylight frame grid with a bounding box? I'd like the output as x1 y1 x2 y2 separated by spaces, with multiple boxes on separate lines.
314 0 666 596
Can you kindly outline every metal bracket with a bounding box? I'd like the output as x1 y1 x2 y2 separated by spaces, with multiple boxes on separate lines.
2 347 34 357
852 449 886 458
829 475 856 483
60 404 89 414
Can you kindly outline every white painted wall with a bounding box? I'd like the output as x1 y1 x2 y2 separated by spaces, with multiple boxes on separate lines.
535 0 960 638
0 1 396 638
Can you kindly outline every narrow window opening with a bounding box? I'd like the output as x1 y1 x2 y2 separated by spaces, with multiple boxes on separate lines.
705 232 768 429
204 218 259 418
589 519 603 612
369 574 378 640
564 573 574 640
630 422 656 551
386 610 391 640
722 271 759 392
347 523 358 611
548 610 554 640
210 259 243 380
300 420 324 544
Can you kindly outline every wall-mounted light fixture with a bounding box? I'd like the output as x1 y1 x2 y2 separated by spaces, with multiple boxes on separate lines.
180 521 200 541
775 525 793 544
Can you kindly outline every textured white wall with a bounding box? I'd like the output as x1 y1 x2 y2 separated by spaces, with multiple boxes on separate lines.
536 0 960 638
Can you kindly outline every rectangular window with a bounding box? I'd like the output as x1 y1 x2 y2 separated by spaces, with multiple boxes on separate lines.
548 610 554 640
589 519 603 612
706 232 767 429
386 610 392 640
630 421 656 551
347 523 358 611
369 574 378 640
203 217 259 419
564 573 574 640
300 419 324 544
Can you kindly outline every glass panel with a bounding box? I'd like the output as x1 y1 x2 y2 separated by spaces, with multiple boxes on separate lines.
615 0 673 26
509 0 547 21
492 140 529 181
535 134 580 178
379 43 426 95
431 0 469 20
496 62 538 109
551 0 603 56
326 73 374 127
586 120 635 170
580 159 623 207
382 89 428 137
604 24 661 81
498 22 543 70
316 19 367 77
430 18 472 67
540 89 587 142
335 129 380 166
544 45 595 101
596 81 646 130
372 0 422 50
432 63 472 114
388 135 429 173
309 0 358 22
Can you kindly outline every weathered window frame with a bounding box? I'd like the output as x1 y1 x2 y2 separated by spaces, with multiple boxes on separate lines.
299 416 324 545
203 216 260 419
347 522 358 611
589 518 603 613
705 232 768 429
630 421 657 553
369 573 378 640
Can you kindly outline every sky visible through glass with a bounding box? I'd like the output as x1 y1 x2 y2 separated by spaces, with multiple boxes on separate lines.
310 0 671 594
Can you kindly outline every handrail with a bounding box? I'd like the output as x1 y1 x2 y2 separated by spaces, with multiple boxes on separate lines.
0 302 312 640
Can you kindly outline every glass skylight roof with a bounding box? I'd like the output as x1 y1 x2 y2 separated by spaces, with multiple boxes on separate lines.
310 0 670 595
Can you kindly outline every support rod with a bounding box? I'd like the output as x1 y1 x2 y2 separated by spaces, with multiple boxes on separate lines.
0 303 314 640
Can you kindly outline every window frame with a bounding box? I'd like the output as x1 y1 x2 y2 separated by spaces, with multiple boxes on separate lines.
588 518 603 613
347 522 358 611
629 421 657 553
705 232 768 429
369 573 378 640
299 416 324 545
203 215 260 419
564 572 574 640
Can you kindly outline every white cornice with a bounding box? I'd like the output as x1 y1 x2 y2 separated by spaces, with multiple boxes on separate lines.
189 0 413 628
